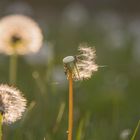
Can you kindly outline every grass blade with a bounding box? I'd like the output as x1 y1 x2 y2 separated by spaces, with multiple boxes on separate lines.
130 120 140 140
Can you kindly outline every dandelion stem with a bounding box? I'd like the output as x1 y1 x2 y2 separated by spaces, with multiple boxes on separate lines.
9 53 18 84
0 113 3 140
68 72 73 140
130 120 140 140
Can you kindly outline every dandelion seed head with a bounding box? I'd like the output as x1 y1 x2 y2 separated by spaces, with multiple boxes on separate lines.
0 84 27 124
63 44 98 81
75 45 98 80
0 14 43 55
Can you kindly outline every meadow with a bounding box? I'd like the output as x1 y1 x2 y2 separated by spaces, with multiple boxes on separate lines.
0 2 140 140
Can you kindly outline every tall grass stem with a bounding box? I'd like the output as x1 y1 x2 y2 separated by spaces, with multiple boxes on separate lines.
9 54 18 84
131 120 140 140
76 118 84 140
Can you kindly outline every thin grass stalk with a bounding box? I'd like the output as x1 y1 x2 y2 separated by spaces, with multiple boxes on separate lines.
68 72 73 140
0 113 3 140
130 120 140 140
53 102 65 133
9 53 17 84
76 118 84 140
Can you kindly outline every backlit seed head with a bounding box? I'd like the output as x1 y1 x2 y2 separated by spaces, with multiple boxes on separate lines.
63 44 98 81
0 14 43 55
0 84 27 124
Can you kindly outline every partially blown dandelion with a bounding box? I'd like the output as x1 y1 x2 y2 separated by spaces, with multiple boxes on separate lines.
0 84 27 124
63 44 98 140
63 44 98 81
0 14 43 55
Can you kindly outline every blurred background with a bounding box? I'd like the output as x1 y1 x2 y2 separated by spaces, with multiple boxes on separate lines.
0 0 140 140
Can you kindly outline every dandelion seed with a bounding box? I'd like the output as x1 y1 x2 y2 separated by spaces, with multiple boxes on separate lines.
0 14 43 55
63 44 98 81
0 84 27 124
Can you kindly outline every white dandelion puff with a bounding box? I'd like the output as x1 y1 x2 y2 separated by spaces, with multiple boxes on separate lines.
0 84 27 124
0 14 43 55
63 44 98 81
76 45 98 80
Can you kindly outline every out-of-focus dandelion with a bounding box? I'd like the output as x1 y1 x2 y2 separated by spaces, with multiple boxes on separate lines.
0 14 43 84
63 44 98 140
0 14 43 55
62 2 89 27
120 129 131 140
0 84 27 139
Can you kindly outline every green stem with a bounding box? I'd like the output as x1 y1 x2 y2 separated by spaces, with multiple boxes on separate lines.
9 54 18 84
131 120 140 140
0 113 3 140
76 118 84 140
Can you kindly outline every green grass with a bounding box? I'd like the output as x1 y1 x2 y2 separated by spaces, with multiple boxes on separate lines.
0 20 140 140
